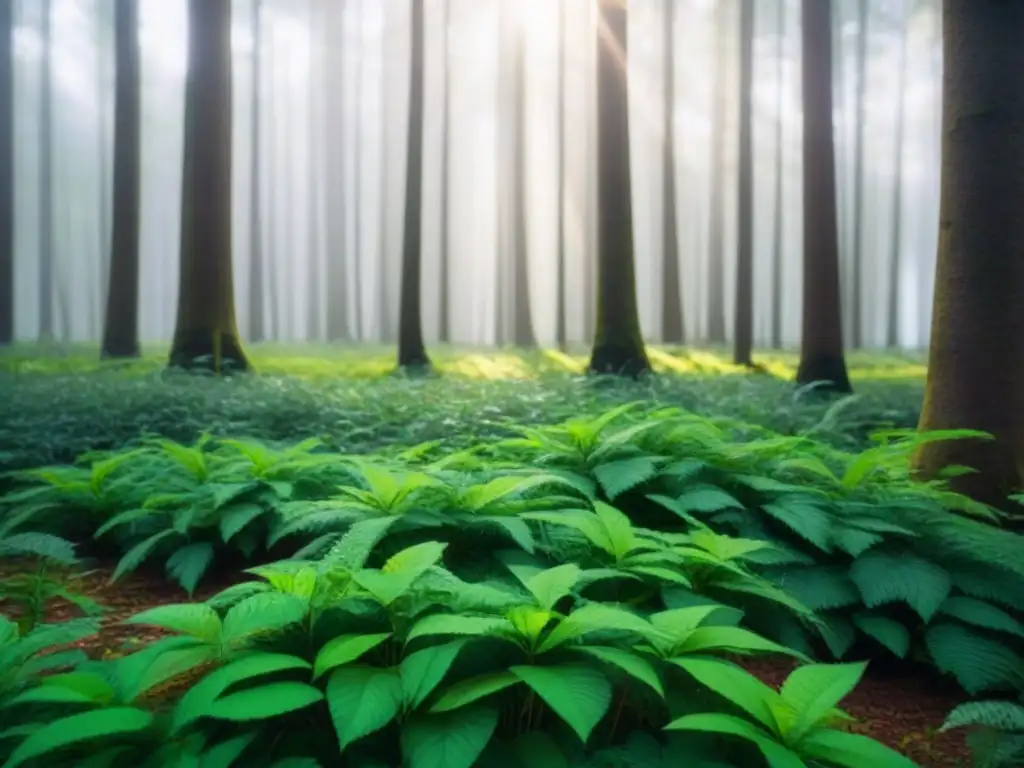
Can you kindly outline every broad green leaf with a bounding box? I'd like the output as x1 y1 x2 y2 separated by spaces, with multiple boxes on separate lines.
406 614 511 644
6 685 99 708
400 639 468 709
220 503 267 542
649 606 721 642
573 646 664 697
199 732 258 768
201 682 323 721
941 700 1024 732
525 565 582 611
593 458 659 501
937 596 1024 639
38 671 117 705
327 666 404 751
537 603 654 654
221 592 307 648
4 708 154 768
852 614 911 658
314 633 393 679
166 542 216 596
126 604 221 645
479 517 536 554
849 550 951 621
925 623 1024 695
760 500 834 552
401 705 499 768
675 626 807 660
382 541 448 575
675 485 744 514
669 657 779 731
510 664 611 744
665 713 806 768
509 732 570 767
111 529 179 583
430 672 521 713
800 729 919 768
779 663 866 740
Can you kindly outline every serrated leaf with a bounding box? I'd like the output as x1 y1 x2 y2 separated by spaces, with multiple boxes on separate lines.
761 499 833 552
510 664 612 744
221 592 307 648
573 646 664 697
538 603 654 654
327 666 404 751
669 657 778 730
779 662 866 740
430 672 521 713
111 529 179 583
525 565 581 610
202 682 323 721
850 550 951 621
593 457 659 500
314 633 393 679
400 639 468 709
220 503 267 543
4 708 153 768
926 623 1024 695
401 705 498 768
406 614 511 645
166 542 216 596
126 604 221 645
937 597 1024 639
852 614 911 658
675 485 744 515
941 700 1024 732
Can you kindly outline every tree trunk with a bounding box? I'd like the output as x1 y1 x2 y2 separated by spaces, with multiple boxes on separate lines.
796 0 851 393
248 0 264 343
706 0 728 345
168 0 249 373
438 0 451 344
588 0 650 377
660 0 684 344
326 0 348 342
554 0 567 351
850 0 868 348
733 0 755 366
352 0 364 341
913 0 1024 506
886 0 908 350
0 0 13 345
100 0 141 359
769 0 785 349
307 0 322 341
39 0 54 341
512 20 536 348
396 0 430 370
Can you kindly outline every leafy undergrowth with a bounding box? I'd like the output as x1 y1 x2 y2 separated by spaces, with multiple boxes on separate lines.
0 344 926 472
2 402 1022 766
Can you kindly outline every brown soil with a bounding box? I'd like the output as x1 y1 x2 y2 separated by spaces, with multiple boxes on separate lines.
3 568 972 768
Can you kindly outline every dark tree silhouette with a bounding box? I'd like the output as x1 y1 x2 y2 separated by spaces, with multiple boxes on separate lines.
168 0 249 372
588 0 650 376
770 0 786 349
914 0 1024 506
660 0 684 344
101 0 142 359
734 0 754 366
705 0 729 345
795 0 852 392
0 0 12 345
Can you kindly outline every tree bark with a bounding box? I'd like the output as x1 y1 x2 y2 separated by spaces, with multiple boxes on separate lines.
850 0 868 348
396 0 430 370
733 0 755 366
512 19 536 348
796 0 852 393
248 0 264 343
101 0 141 359
660 0 684 344
588 0 650 376
326 0 348 342
39 0 54 341
769 0 785 349
438 0 451 344
913 0 1024 506
886 0 908 349
168 0 249 373
0 0 13 344
553 0 567 350
705 0 728 345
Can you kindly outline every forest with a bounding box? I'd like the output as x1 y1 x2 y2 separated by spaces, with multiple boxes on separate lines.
0 0 1022 767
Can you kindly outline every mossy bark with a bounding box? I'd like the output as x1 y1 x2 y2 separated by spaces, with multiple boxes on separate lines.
913 0 1024 506
168 0 249 374
588 0 650 378
101 0 141 360
0 0 12 345
396 0 431 371
795 0 852 394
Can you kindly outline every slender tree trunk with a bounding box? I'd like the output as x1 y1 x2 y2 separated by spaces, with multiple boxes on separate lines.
326 0 348 342
265 32 278 341
850 0 868 348
248 0 264 343
168 0 248 372
661 0 684 344
913 0 1024 506
886 0 908 350
0 0 13 344
554 0 567 351
706 0 728 345
588 0 650 376
101 0 141 359
396 0 430 370
96 2 112 330
352 0 364 341
512 21 536 348
307 0 322 341
438 0 451 344
734 0 755 366
770 0 785 349
39 0 54 341
796 0 851 393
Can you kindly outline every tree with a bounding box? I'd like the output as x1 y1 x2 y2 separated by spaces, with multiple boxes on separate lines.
0 0 12 345
733 0 755 366
849 0 868 349
396 0 430 370
588 0 650 376
913 1 1024 506
39 0 54 341
554 0 567 350
511 11 536 348
886 0 909 349
248 0 265 343
168 0 249 372
100 0 142 359
705 0 729 345
795 0 851 393
769 0 786 349
660 0 683 344
438 0 452 343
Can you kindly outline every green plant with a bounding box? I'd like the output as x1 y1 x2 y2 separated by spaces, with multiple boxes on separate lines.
941 695 1024 768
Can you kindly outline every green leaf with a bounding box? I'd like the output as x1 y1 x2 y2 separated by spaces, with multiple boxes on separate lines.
199 732 258 768
221 592 307 648
937 596 1024 639
849 550 951 621
220 502 268 543
767 566 861 612
111 529 179 583
852 614 911 658
406 614 511 645
314 633 393 679
573 646 664 697
538 603 653 654
1 532 77 564
941 700 1024 732
510 664 612 744
525 565 582 610
126 604 221 645
593 457 659 500
926 623 1024 695
779 662 866 740
401 705 499 768
400 639 468 709
201 682 323 721
478 517 536 554
665 713 806 768
669 657 778 731
675 485 744 514
800 729 919 768
166 542 216 596
4 708 154 768
430 672 522 713
675 626 807 660
327 666 404 751
761 499 834 552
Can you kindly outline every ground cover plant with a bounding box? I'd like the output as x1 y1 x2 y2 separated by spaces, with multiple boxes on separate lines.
1 360 1022 766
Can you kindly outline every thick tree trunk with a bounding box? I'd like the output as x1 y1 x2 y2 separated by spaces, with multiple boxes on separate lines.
396 0 430 370
168 0 249 373
438 0 451 344
101 0 141 359
512 22 536 348
705 0 728 345
769 0 785 350
796 0 851 393
850 0 868 348
39 0 54 341
660 0 683 345
886 1 908 350
0 0 13 344
913 1 1024 506
248 0 264 343
733 0 755 366
588 0 650 377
